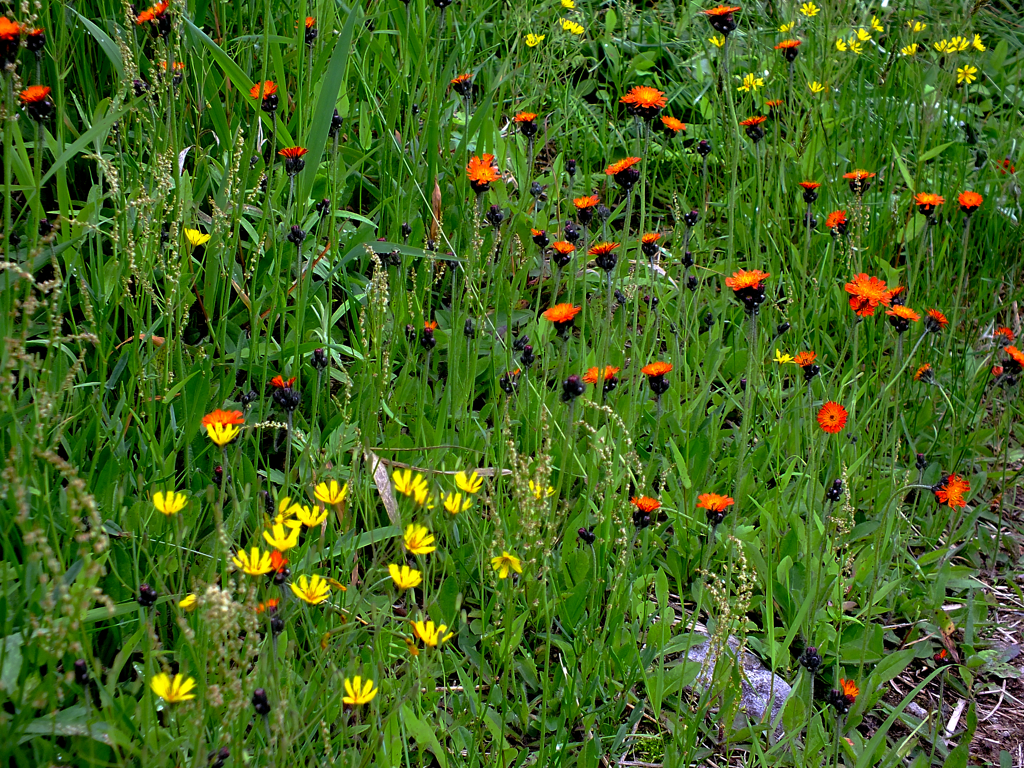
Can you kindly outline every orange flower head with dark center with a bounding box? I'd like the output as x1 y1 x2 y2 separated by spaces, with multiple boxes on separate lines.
793 351 817 367
817 401 848 433
740 116 768 143
701 5 740 35
305 16 316 27
271 375 296 388
605 157 641 175
621 86 667 119
845 273 892 317
631 496 662 513
642 362 673 377
924 309 949 332
914 192 944 216
661 116 686 133
957 190 982 213
739 116 767 127
514 112 537 123
844 169 876 194
582 365 621 384
19 85 51 104
278 146 308 159
799 181 821 190
885 305 920 322
588 241 620 256
696 493 735 512
765 99 784 109
467 154 500 193
257 597 280 614
574 195 599 210
725 269 769 291
424 320 438 331
270 550 288 572
451 73 473 96
543 303 581 324
250 80 277 99
826 210 848 230
935 474 970 508
839 679 859 702
702 4 741 14
552 241 575 256
995 327 1015 343
774 39 801 49
1006 345 1024 369
605 157 643 190
914 363 933 381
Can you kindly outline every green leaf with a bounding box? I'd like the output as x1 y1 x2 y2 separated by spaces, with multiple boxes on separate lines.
400 702 449 768
69 10 124 80
891 145 915 190
855 668 944 768
1 633 23 692
920 142 955 163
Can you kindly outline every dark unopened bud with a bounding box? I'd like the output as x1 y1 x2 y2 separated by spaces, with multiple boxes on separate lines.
696 139 712 158
252 688 271 715
614 289 628 306
740 377 747 391
316 198 331 217
311 348 328 371
803 363 820 382
420 327 436 350
270 616 284 637
74 659 89 686
703 311 714 328
530 181 545 199
401 222 412 241
825 478 843 503
595 204 611 223
287 226 307 246
799 646 822 672
532 229 549 247
632 509 652 529
241 389 258 408
272 386 301 412
577 527 596 544
138 583 158 607
39 219 53 237
305 23 318 46
272 567 290 586
463 318 475 338
329 109 344 138
684 210 699 227
564 221 580 244
565 158 577 177
561 375 586 403
915 453 927 470
682 250 694 268
520 344 535 368
210 747 230 768
214 465 224 485
485 205 504 228
776 322 791 336
687 275 698 291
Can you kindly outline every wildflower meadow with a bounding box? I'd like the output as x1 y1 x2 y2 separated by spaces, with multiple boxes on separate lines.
2 0 1024 765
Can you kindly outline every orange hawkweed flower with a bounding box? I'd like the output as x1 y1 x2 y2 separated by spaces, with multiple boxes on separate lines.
588 241 620 256
279 146 307 175
279 146 308 159
914 192 945 216
257 597 280 613
543 303 581 337
582 366 621 393
844 273 893 317
467 154 500 194
775 39 801 62
701 5 741 35
513 111 539 137
701 4 741 15
574 195 599 210
825 209 848 235
202 409 245 447
817 401 848 433
793 351 817 367
642 362 673 377
424 320 438 331
514 111 537 123
641 232 661 244
631 496 662 513
925 309 949 333
1005 345 1024 370
697 493 734 525
739 115 768 143
620 86 667 119
843 169 876 194
136 1 168 25
19 85 53 121
914 363 934 382
661 116 686 133
589 241 620 272
839 679 859 702
250 80 277 99
451 73 473 97
885 305 920 334
799 181 821 190
957 190 982 214
995 327 1015 345
271 375 296 388
606 157 642 190
551 241 575 266
934 474 970 508
725 269 769 291
0 16 22 39
739 116 767 126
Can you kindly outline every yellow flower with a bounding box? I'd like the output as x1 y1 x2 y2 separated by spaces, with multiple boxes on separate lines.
150 673 197 703
201 410 244 447
411 620 454 647
737 72 765 93
799 2 819 17
232 546 274 575
183 228 211 247
525 33 545 47
403 523 436 555
709 34 725 48
393 469 429 500
870 16 883 32
153 490 187 516
290 574 331 604
855 28 871 42
314 480 349 505
342 676 377 706
560 18 584 34
442 492 472 515
293 503 327 527
454 470 483 494
388 563 422 590
178 593 198 611
779 21 795 32
901 43 919 55
808 80 826 93
971 34 985 52
561 0 575 7
907 19 926 32
835 38 847 52
957 64 978 84
774 349 794 364
948 36 970 52
271 497 304 529
529 480 556 499
262 522 301 551
491 551 523 579
933 39 949 53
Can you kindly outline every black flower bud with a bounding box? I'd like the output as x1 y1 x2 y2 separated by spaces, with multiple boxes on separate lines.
316 198 331 217
696 139 712 158
272 567 290 586
915 453 927 470
520 344 535 368
687 275 698 291
138 583 158 607
803 363 820 382
270 616 285 637
684 210 700 228
561 375 586 402
463 318 475 338
799 646 821 672
532 229 549 247
329 109 344 138
272 386 301 412
74 659 89 686
311 348 328 371
564 221 580 244
825 478 843 503
401 222 412 241
565 158 577 177
485 205 504 228
420 327 436 350
577 527 596 544
252 688 271 715
286 226 307 246
682 250 694 268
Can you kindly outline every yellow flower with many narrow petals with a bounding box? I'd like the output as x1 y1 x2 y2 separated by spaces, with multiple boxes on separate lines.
153 490 187 516
709 34 725 47
202 410 244 447
561 0 575 7
178 593 198 611
183 228 211 247
560 18 584 34
314 480 349 505
443 492 472 515
393 469 429 500
901 43 919 55
870 16 883 32
956 64 978 84
779 21 795 32
412 620 454 647
262 522 300 551
808 80 826 93
150 673 197 703
491 551 523 579
774 349 794 364
971 34 985 52
403 523 436 555
342 676 377 706
848 38 864 54
933 39 949 53
799 2 819 17
293 504 328 528
835 38 847 51
948 36 970 52
529 480 556 499
907 20 926 32
388 563 422 590
232 546 274 575
855 28 871 42
454 470 483 494
290 574 331 604
525 33 545 47
737 72 765 92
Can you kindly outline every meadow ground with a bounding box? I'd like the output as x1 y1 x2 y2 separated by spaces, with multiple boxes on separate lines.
1 0 1024 765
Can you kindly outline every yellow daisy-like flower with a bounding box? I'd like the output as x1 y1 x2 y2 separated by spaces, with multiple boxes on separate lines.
561 0 575 7
272 497 304 529
525 33 545 47
799 2 819 17
848 38 864 54
290 574 331 604
779 21 795 32
454 470 483 494
835 38 847 51
403 523 436 555
262 522 301 551
411 620 454 647
933 39 950 53
901 43 919 55
956 64 978 84
393 469 429 500
150 673 197 703
491 551 523 579
774 349 794 364
293 504 328 528
855 27 871 41
314 480 349 505
948 35 970 52
737 72 765 92
442 492 472 515
709 34 725 47
183 228 211 247
178 593 198 611
560 18 584 34
232 546 274 576
971 34 985 52
201 410 244 447
388 563 422 590
808 80 826 93
907 19 926 32
153 490 187 516
529 480 556 499
342 676 377 706
870 16 883 32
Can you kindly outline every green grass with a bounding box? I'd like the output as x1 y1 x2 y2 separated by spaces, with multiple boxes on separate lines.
1 0 1023 765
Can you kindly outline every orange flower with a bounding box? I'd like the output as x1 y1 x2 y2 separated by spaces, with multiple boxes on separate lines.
696 493 734 512
839 679 859 702
278 146 308 159
588 241 620 257
424 320 438 331
605 157 642 176
957 190 982 213
641 232 661 244
305 16 316 27
1006 345 1024 368
250 80 277 99
257 597 280 613
701 5 741 15
450 73 473 95
552 241 575 256
642 361 673 376
774 39 801 49
0 16 22 39
843 169 876 194
739 115 767 126
826 210 848 231
630 496 662 513
725 269 769 290
914 363 933 381
19 85 50 104
914 192 945 215
467 154 500 193
270 550 288 573
202 409 244 426
885 305 920 322
620 86 667 119
995 327 1015 344
798 181 821 190
925 309 949 330
817 401 847 433
993 365 1005 377
582 366 621 384
270 375 296 388
543 303 582 324
793 351 817 367
934 473 970 508
574 195 599 210
514 111 537 123
765 99 784 110
844 273 893 317
202 409 245 446
661 116 686 133
136 1 168 24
